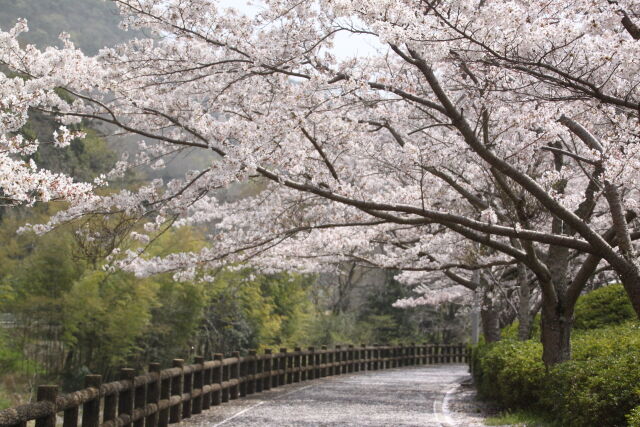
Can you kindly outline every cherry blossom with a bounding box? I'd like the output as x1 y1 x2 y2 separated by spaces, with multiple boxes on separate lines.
1 0 639 364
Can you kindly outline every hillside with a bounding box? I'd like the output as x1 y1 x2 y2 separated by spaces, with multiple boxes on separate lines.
0 0 138 54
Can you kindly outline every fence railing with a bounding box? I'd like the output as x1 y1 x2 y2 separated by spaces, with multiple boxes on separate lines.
0 343 468 427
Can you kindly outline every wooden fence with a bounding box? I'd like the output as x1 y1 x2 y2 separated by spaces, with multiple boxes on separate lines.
0 343 468 427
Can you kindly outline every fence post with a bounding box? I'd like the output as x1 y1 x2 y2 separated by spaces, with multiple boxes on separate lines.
264 349 273 390
158 365 171 427
146 363 161 427
333 345 340 376
342 345 348 374
294 347 302 383
301 347 308 381
384 346 389 369
279 348 288 385
81 375 102 427
183 362 193 419
316 346 322 378
104 382 117 424
221 355 230 403
63 397 79 427
353 345 360 372
345 345 351 373
307 347 316 380
169 360 184 423
230 351 240 399
212 354 223 406
385 344 390 369
35 385 58 427
319 346 326 377
421 343 427 364
411 344 418 366
134 369 147 427
351 345 356 372
239 353 247 397
202 359 212 410
247 350 257 395
193 357 205 414
118 368 136 427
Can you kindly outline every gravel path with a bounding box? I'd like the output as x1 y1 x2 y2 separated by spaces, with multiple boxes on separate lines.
179 364 487 426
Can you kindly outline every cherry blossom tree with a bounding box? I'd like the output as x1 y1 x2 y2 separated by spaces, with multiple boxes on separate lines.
0 20 92 207
1 0 640 365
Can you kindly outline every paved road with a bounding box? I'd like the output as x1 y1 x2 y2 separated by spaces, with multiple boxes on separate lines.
180 364 474 427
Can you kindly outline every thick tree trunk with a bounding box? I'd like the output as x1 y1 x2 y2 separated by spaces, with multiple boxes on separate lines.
517 265 532 340
481 297 501 343
620 266 640 319
540 301 573 365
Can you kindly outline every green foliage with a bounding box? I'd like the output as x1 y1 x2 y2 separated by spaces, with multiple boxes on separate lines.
501 314 541 340
195 269 314 354
485 409 557 427
472 338 546 407
0 331 24 376
303 312 366 346
62 271 158 376
574 284 635 330
628 406 640 427
19 112 117 182
542 323 640 427
472 321 640 427
360 271 424 344
300 276 425 348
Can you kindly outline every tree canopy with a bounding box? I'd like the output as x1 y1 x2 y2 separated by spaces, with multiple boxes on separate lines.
1 0 639 367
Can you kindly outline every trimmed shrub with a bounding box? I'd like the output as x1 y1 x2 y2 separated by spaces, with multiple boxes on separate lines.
472 321 640 427
500 314 541 340
628 406 640 427
574 284 635 330
472 338 545 408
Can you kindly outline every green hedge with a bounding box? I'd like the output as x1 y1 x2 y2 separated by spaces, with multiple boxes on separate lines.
471 321 640 427
473 338 546 407
574 284 635 330
628 407 640 427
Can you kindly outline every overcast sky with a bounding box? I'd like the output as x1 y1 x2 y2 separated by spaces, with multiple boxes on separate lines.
217 0 382 60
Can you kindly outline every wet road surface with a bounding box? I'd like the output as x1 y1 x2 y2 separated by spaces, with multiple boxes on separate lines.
179 364 475 427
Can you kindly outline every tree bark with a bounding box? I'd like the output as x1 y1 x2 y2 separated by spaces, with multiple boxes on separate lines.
540 298 573 365
481 295 501 343
620 266 640 319
517 265 533 341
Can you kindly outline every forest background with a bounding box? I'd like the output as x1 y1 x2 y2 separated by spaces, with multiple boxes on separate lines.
0 0 466 408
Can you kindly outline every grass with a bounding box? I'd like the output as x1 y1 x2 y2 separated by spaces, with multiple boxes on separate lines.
485 409 557 426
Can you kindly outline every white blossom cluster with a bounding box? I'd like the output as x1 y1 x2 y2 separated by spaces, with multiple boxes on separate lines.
1 0 640 314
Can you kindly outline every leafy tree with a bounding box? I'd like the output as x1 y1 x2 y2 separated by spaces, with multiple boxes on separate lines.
62 271 158 384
